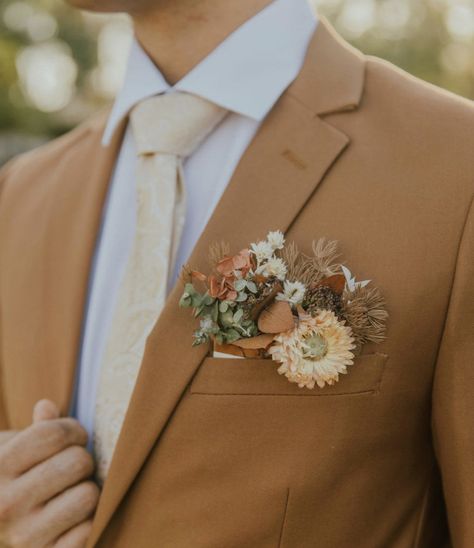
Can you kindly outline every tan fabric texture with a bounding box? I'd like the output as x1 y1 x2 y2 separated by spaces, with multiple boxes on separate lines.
94 92 227 483
0 19 473 548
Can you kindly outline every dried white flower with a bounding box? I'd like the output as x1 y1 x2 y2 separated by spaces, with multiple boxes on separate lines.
341 265 370 292
250 241 274 264
200 318 215 332
257 257 288 281
267 230 285 251
276 280 306 306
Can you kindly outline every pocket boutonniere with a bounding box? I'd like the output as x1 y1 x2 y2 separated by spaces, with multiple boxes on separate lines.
179 231 388 390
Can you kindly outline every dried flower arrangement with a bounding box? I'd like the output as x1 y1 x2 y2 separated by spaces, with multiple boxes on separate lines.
179 231 388 389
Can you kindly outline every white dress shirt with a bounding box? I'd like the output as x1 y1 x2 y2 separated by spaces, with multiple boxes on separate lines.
74 0 318 441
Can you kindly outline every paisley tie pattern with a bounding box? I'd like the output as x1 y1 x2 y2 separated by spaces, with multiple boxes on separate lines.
94 92 227 482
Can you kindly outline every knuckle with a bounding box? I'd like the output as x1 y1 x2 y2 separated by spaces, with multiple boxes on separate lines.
0 492 17 523
39 421 70 450
62 419 88 445
76 482 100 511
0 449 7 472
4 528 29 548
74 520 93 543
68 447 94 477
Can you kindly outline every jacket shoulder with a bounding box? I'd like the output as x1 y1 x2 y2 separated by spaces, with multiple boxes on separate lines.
364 55 474 136
0 109 109 186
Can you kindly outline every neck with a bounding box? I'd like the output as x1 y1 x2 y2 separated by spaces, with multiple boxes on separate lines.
132 0 274 85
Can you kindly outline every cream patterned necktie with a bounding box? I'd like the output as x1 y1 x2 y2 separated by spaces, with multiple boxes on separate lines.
94 92 227 482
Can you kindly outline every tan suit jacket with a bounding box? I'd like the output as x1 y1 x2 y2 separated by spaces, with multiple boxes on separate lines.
0 20 473 548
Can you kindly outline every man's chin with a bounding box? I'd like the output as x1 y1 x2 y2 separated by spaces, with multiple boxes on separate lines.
65 0 124 12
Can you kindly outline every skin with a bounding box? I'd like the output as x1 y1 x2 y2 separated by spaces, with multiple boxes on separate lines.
0 1 274 545
0 401 99 547
65 0 274 84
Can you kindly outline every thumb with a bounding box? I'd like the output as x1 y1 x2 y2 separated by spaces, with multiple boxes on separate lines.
32 399 60 423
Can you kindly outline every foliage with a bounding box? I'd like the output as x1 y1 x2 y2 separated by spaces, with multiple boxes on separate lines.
0 0 473 164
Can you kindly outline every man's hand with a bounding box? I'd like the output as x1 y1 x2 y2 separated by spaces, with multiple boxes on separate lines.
0 400 100 547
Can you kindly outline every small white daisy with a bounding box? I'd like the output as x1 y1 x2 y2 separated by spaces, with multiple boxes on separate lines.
257 257 288 280
276 280 306 306
266 230 285 251
200 318 215 332
250 241 274 264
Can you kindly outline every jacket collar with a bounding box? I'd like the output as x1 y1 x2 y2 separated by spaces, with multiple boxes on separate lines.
102 0 318 145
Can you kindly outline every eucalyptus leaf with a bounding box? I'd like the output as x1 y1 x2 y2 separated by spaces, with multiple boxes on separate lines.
225 329 241 343
236 292 248 302
234 279 247 292
220 310 234 327
212 301 219 322
247 281 258 294
179 293 192 308
191 294 204 308
203 294 215 306
233 308 244 323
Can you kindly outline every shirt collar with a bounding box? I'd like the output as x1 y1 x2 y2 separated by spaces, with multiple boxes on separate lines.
102 0 318 146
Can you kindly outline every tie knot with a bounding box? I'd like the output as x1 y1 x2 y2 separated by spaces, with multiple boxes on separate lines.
130 92 227 158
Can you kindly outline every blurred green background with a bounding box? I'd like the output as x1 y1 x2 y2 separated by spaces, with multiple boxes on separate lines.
0 0 473 164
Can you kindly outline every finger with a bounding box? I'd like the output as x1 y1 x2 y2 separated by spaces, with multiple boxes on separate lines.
0 431 17 445
11 446 95 512
33 399 60 423
53 520 93 548
0 418 88 476
33 482 99 546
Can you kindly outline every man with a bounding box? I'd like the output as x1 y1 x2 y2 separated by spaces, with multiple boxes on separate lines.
0 0 473 545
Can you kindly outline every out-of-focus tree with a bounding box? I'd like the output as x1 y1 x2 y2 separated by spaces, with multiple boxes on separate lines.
319 0 474 101
0 0 473 163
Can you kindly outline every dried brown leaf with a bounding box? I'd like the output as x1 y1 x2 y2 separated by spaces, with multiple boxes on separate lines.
258 301 295 334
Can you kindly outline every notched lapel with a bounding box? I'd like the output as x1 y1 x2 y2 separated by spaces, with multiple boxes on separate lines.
89 93 352 545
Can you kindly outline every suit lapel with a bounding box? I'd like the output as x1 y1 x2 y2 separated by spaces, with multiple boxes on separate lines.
88 19 365 546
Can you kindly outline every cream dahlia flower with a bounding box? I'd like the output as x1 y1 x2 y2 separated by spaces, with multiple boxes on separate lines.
269 310 355 389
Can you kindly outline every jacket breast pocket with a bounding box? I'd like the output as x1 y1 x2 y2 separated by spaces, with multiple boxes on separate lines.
190 352 388 397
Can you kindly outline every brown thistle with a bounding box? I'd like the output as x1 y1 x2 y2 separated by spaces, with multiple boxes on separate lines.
280 238 341 285
303 285 345 320
343 285 388 351
208 241 231 269
179 264 193 285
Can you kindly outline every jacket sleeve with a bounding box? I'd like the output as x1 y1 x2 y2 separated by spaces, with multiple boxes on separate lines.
432 195 474 547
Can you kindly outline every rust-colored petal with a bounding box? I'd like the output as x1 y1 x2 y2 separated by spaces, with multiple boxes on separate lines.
191 270 207 282
232 333 275 350
216 256 235 276
213 342 246 358
224 290 238 301
214 342 264 359
208 275 221 298
258 301 295 334
233 249 252 270
251 281 283 321
316 274 346 295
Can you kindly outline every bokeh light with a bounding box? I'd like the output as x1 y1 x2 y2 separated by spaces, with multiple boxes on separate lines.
0 0 473 165
16 41 78 112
